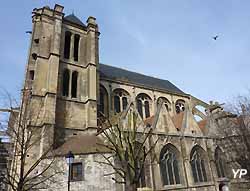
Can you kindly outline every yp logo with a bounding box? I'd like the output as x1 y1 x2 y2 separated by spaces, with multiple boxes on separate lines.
232 169 248 178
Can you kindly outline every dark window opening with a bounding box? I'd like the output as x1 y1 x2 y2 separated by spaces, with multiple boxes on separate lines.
70 163 83 181
99 91 104 115
74 34 80 61
201 160 207 181
114 95 120 113
160 146 181 186
122 97 128 110
175 100 185 114
29 70 34 80
64 31 71 59
71 71 78 98
190 149 208 183
191 160 198 182
31 53 37 60
62 69 70 97
98 86 109 117
137 99 143 118
34 39 39 44
145 101 150 118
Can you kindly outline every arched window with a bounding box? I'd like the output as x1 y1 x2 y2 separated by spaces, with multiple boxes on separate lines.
136 93 151 119
157 97 171 111
215 147 226 178
113 89 129 114
74 34 80 61
62 69 70 96
145 101 150 118
190 146 208 183
114 95 120 113
160 145 181 185
71 71 78 98
99 86 109 117
175 99 185 114
122 97 128 110
137 99 143 117
64 31 71 59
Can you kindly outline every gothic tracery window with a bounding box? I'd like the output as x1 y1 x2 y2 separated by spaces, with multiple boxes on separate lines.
190 146 208 183
113 89 129 114
99 86 109 117
215 147 226 178
160 145 181 186
136 93 151 119
157 97 171 111
175 100 185 114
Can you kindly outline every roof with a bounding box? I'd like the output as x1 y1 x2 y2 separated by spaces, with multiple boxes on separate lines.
54 134 110 155
144 116 155 126
99 64 185 95
171 112 184 130
197 119 207 133
64 14 86 28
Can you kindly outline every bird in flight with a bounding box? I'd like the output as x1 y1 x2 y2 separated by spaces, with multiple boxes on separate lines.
26 31 32 34
213 35 219 40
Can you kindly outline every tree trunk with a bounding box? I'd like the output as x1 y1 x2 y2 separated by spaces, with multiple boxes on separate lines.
125 180 137 191
125 184 137 191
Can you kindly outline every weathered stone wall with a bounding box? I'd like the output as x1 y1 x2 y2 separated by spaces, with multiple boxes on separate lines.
40 154 116 191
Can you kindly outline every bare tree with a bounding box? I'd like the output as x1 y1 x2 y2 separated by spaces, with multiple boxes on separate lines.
97 110 158 191
215 95 250 178
0 89 62 191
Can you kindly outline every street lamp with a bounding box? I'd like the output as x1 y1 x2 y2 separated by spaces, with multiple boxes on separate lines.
65 151 74 191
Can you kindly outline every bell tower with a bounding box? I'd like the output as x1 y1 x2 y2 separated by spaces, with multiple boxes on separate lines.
23 4 100 150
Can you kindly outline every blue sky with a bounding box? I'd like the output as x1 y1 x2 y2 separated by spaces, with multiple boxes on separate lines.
0 0 250 104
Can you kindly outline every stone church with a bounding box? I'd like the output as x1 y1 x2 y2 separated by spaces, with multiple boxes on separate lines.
17 4 249 191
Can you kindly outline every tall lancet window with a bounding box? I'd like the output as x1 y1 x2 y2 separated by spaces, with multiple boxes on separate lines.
62 69 70 97
74 34 80 61
99 86 109 117
160 144 181 185
71 71 78 98
190 146 208 183
64 31 71 59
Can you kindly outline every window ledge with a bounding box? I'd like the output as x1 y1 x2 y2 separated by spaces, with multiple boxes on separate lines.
158 182 215 190
70 178 84 182
191 181 215 187
159 184 184 190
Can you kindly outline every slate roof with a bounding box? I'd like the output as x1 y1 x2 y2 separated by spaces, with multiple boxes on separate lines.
54 134 110 155
64 14 86 28
99 64 185 95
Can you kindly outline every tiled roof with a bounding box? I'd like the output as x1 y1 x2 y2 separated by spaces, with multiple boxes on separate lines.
99 64 185 95
64 14 86 28
144 116 155 126
197 119 207 133
54 134 110 155
171 112 184 130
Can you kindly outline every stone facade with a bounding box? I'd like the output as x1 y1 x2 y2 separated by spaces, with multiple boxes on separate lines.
0 138 12 191
14 4 249 191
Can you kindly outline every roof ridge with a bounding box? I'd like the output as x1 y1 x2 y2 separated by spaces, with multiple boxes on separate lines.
99 63 172 83
64 14 86 27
